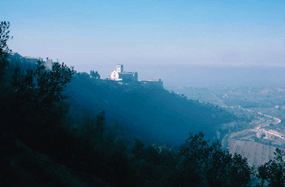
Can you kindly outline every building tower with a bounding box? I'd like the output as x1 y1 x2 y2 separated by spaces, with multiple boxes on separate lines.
45 57 53 70
116 64 123 73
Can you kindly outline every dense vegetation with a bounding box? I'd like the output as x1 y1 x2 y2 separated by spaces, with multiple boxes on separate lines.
66 71 237 145
1 21 285 186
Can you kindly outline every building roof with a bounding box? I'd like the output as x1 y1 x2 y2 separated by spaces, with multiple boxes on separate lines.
119 72 135 74
24 56 39 60
139 79 160 82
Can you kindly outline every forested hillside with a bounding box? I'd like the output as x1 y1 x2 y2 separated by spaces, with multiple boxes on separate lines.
66 72 237 145
2 21 285 186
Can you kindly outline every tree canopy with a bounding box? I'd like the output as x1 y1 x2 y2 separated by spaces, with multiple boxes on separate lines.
0 21 12 81
1 21 282 187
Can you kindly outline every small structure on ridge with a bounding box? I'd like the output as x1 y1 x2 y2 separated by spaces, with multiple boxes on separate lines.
110 64 138 82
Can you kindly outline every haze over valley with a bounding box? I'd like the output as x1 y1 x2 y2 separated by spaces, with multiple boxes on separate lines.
2 0 285 186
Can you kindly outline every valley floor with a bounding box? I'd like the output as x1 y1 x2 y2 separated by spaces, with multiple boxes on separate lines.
170 85 285 166
224 107 284 166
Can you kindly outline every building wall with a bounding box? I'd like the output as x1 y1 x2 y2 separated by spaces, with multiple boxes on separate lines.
139 79 163 87
116 64 123 73
134 72 138 81
119 73 136 82
109 64 163 88
45 57 53 70
110 65 138 82
110 70 121 80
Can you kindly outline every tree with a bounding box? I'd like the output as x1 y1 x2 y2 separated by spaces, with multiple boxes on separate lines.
10 60 75 148
131 139 145 160
205 143 252 187
94 110 106 141
12 60 74 111
177 132 210 186
230 153 252 186
205 141 233 186
177 132 252 187
0 21 12 81
258 148 285 187
90 70 100 79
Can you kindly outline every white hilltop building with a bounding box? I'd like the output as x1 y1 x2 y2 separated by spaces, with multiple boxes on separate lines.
110 64 138 82
109 64 163 87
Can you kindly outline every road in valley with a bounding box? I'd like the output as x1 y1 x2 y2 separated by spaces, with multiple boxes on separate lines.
225 106 284 166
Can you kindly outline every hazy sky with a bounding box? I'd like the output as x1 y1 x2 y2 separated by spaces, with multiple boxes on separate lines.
2 0 285 75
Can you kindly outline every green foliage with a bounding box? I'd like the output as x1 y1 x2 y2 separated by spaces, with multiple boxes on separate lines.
257 148 285 187
231 153 253 186
177 132 252 187
131 141 179 187
66 71 237 146
4 60 74 152
12 60 74 109
90 70 100 79
132 139 146 159
177 132 211 186
0 24 269 186
79 111 106 144
0 21 12 81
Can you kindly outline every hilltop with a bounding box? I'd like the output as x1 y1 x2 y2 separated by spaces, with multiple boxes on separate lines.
5 53 237 145
65 66 237 146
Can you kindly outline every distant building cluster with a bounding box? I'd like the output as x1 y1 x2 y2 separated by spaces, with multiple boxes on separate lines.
110 64 138 82
22 54 56 70
10 53 43 64
12 53 163 87
23 56 43 62
108 64 163 87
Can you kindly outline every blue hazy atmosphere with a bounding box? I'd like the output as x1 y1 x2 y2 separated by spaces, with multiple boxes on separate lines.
2 1 285 186
2 0 284 77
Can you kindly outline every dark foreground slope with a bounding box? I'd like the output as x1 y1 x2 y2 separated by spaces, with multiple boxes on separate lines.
5 52 285 187
0 57 253 187
0 23 280 186
66 72 237 145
